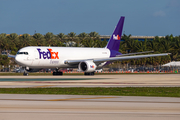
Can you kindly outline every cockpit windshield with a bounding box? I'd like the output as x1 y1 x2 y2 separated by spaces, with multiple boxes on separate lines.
17 52 28 55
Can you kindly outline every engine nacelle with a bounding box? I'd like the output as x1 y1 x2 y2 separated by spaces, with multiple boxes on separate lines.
78 61 97 72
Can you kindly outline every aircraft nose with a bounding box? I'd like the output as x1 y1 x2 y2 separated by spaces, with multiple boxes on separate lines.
15 55 23 65
15 55 19 63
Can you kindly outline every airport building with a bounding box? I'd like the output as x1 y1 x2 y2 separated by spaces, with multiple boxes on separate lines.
100 35 165 41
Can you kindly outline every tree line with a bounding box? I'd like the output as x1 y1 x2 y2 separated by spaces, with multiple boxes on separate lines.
119 34 180 66
0 32 180 66
0 32 107 55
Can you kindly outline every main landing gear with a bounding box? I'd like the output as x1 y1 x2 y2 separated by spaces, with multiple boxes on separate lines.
23 68 28 76
84 72 95 76
53 68 63 75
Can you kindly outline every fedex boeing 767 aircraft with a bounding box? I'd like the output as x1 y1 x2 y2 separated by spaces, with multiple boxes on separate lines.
10 16 170 76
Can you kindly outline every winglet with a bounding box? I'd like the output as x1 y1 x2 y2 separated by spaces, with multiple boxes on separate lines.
106 16 125 51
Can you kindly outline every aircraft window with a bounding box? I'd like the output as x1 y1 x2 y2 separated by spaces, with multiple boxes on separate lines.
17 52 23 54
17 52 28 55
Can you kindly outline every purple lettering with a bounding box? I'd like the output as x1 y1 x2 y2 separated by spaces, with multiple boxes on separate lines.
47 49 51 59
37 48 52 59
43 51 47 59
37 48 43 59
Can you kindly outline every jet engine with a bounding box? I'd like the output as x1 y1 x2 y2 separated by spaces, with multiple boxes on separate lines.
78 61 97 72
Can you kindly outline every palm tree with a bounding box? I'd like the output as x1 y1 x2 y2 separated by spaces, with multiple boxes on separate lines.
119 40 126 53
78 32 88 47
147 39 157 51
82 38 97 47
153 36 164 52
67 32 76 47
44 32 55 46
165 34 174 42
89 32 100 40
0 33 7 53
96 39 107 48
142 38 147 51
78 32 88 40
172 37 180 60
19 34 31 48
127 39 138 52
7 33 19 51
121 34 132 53
68 32 76 41
57 33 65 42
134 39 147 52
161 39 173 53
57 33 66 46
0 55 10 66
33 33 44 46
176 55 180 61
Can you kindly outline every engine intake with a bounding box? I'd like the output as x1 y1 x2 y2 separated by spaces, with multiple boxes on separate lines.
78 61 97 72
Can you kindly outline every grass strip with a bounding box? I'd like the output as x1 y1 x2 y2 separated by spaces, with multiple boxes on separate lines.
0 87 180 97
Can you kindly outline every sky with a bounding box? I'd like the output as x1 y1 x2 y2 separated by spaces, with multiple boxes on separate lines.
0 0 180 36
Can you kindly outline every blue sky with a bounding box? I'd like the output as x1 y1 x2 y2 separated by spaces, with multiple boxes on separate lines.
0 0 180 36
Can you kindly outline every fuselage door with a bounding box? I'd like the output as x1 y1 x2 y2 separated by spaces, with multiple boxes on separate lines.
34 50 39 60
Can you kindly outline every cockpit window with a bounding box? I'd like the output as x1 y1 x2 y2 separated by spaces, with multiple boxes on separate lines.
17 52 28 55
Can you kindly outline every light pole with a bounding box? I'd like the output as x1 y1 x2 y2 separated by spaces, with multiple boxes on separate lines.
9 65 10 72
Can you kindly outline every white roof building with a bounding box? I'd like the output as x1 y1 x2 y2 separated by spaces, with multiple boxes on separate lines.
162 61 180 67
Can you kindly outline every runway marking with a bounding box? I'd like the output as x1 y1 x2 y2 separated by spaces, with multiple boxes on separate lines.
0 97 117 101
1 98 180 104
0 78 106 82
47 97 117 101
32 85 55 88
18 81 145 84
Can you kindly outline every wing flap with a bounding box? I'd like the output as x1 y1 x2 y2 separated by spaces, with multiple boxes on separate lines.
117 51 154 57
94 53 170 63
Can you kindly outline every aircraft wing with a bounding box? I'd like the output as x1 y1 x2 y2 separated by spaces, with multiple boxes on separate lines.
117 51 154 57
64 53 170 65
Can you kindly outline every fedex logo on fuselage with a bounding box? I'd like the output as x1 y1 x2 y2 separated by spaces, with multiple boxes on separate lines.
90 65 94 68
37 48 59 59
113 34 120 40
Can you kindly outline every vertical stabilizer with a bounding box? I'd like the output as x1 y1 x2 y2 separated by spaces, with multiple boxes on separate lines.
106 16 125 51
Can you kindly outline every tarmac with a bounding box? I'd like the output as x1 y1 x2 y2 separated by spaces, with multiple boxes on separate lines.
0 74 180 88
0 74 180 120
0 94 180 120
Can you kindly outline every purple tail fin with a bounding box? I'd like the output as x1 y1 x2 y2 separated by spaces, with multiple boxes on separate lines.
106 16 125 51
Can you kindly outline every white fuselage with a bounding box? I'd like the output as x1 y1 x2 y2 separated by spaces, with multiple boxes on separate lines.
15 46 111 69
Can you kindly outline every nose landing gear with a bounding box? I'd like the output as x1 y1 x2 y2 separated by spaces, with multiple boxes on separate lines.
53 68 63 75
23 72 28 76
23 67 29 76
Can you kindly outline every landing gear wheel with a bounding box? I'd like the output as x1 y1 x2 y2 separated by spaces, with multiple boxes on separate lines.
84 72 94 76
23 72 28 76
23 67 28 76
53 71 63 76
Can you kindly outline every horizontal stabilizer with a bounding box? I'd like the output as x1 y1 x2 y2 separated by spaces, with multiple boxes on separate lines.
8 54 16 58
